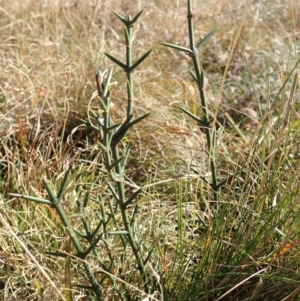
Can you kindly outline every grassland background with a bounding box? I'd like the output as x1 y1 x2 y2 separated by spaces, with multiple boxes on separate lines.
1 0 300 300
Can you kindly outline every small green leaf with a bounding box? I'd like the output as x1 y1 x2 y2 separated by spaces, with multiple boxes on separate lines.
90 222 103 240
196 28 219 52
112 115 133 145
217 175 235 189
81 119 99 132
43 179 58 205
112 113 150 145
121 147 130 171
160 42 193 55
179 107 207 126
106 181 120 201
57 167 72 202
106 123 121 132
104 53 127 70
103 68 114 97
200 72 205 89
73 229 88 238
131 9 144 24
129 49 152 71
82 192 90 208
188 70 198 83
78 235 103 259
123 188 142 208
143 248 154 265
127 112 150 128
16 194 52 205
113 11 126 23
96 97 108 111
127 80 133 96
112 112 150 145
108 157 124 170
98 142 108 152
124 26 131 46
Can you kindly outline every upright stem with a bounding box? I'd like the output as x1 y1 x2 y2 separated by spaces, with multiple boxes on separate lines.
187 0 218 202
44 179 103 299
126 15 134 118
111 145 150 291
102 9 153 293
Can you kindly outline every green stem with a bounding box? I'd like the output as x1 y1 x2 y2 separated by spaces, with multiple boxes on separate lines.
187 0 218 202
43 179 103 299
126 16 134 118
111 145 150 291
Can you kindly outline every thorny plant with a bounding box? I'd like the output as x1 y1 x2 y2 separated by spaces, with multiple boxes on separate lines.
9 0 300 300
161 0 223 206
12 9 155 301
9 0 226 299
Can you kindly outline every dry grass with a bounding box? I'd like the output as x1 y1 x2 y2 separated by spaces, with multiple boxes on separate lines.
1 0 300 300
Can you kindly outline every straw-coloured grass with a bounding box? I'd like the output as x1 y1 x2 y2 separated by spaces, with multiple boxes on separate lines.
1 0 300 300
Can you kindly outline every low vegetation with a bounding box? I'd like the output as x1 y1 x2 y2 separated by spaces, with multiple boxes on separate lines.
1 0 300 300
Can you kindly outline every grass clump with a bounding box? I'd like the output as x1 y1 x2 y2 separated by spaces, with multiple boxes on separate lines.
1 0 300 300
